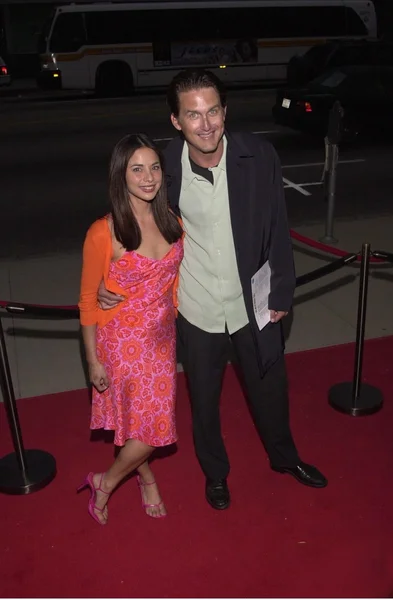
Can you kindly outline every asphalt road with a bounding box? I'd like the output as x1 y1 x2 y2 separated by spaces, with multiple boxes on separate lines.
1 89 393 258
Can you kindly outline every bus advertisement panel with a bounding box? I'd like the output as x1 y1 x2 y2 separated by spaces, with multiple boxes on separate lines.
170 39 258 66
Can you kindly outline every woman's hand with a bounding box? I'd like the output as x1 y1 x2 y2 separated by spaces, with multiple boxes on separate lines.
89 362 110 392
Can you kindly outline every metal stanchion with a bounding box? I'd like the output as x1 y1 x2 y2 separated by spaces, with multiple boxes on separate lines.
0 314 56 494
320 101 344 245
328 243 383 416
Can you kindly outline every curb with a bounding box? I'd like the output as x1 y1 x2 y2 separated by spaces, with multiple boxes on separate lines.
1 80 283 105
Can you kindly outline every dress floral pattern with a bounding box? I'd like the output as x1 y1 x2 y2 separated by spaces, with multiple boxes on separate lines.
91 238 183 447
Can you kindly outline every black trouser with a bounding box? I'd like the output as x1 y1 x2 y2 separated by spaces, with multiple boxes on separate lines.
176 312 300 481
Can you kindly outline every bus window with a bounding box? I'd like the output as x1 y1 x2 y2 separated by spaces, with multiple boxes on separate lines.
343 6 370 37
168 6 368 40
81 5 368 48
262 6 367 38
85 9 173 44
147 8 218 41
37 11 55 54
49 13 86 53
216 6 367 38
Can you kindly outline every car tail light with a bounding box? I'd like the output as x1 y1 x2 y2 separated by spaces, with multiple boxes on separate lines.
0 66 7 76
297 100 312 113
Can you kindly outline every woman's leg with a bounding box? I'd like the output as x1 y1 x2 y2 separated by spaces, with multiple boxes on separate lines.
92 438 154 524
137 460 167 518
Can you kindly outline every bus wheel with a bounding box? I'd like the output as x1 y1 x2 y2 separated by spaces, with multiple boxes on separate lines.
95 61 134 97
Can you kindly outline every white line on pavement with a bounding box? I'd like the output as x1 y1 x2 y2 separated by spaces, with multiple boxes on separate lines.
282 158 366 169
251 130 279 134
283 180 324 194
153 130 279 142
293 181 323 187
282 177 311 196
151 137 366 177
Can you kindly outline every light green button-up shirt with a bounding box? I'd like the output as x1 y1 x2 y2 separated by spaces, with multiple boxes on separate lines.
178 136 249 334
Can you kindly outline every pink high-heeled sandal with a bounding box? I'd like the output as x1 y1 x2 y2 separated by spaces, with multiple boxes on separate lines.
77 472 110 525
137 475 167 519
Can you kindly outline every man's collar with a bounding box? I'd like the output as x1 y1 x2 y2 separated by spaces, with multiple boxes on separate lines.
181 135 227 188
165 130 255 183
181 142 196 189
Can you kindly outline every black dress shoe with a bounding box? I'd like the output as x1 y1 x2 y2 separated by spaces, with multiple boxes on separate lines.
205 478 230 510
271 461 328 488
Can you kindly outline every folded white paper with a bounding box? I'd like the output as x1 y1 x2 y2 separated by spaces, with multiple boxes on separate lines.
251 261 271 331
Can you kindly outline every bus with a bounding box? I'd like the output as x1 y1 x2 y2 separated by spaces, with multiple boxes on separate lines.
37 0 377 95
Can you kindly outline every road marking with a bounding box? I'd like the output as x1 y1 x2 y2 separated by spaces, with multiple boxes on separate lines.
283 180 324 194
292 181 323 188
282 177 311 196
252 130 279 134
2 112 280 132
5 106 165 127
152 130 279 142
282 158 366 169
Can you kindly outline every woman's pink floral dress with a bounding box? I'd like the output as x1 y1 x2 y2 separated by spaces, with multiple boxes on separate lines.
91 238 183 447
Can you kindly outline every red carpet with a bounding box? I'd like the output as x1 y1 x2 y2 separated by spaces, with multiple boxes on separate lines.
1 337 393 598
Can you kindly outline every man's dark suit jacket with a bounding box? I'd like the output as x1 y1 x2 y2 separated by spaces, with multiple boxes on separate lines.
164 130 296 376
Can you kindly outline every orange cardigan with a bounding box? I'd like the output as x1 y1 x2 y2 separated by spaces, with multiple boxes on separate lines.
78 216 181 327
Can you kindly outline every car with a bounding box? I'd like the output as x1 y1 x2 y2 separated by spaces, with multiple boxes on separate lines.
287 40 393 87
0 55 11 86
272 65 393 140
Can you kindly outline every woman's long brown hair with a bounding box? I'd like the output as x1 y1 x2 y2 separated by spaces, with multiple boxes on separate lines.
109 133 182 250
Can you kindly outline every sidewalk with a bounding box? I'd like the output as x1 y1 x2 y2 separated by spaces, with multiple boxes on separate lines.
0 77 282 105
3 76 36 88
1 77 44 98
1 215 392 401
0 77 91 103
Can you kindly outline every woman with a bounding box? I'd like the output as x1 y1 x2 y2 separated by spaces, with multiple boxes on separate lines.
77 133 183 525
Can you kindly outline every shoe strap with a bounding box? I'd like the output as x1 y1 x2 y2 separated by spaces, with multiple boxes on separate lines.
143 501 164 508
137 475 156 487
95 472 110 495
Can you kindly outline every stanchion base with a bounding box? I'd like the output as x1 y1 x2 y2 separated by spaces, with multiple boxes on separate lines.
0 449 56 495
328 382 383 416
319 235 338 244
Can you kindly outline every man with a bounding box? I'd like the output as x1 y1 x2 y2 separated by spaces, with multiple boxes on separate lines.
99 69 327 509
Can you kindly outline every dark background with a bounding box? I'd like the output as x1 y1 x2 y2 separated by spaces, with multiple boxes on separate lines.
0 0 392 78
